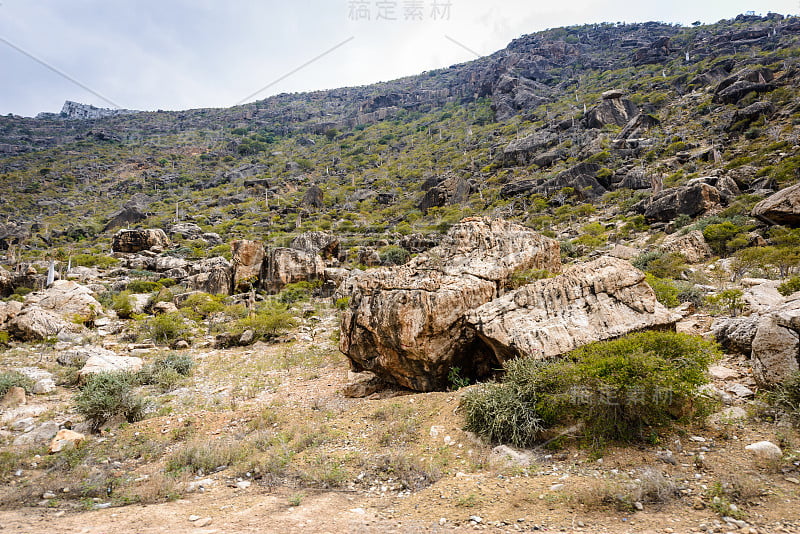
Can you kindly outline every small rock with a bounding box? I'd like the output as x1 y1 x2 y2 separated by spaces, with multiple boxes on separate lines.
709 365 739 380
174 340 190 350
690 436 706 442
634 501 644 511
194 517 212 527
469 515 483 524
745 441 782 460
239 329 254 345
0 386 26 409
785 477 800 484
11 417 36 431
188 515 201 522
48 429 86 453
186 478 215 492
726 383 755 398
32 379 56 394
549 483 564 491
42 492 56 499
235 480 251 490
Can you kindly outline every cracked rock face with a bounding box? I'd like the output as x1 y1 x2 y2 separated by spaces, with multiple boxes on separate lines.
466 256 680 363
751 294 800 387
339 217 562 391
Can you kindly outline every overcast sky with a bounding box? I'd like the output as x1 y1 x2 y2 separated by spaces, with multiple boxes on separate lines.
0 1 796 117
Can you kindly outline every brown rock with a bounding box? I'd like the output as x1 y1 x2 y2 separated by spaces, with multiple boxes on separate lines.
0 386 26 409
752 182 800 227
111 228 171 253
231 239 265 289
340 217 561 391
0 300 23 325
264 248 325 292
343 371 385 398
466 256 679 363
48 429 86 453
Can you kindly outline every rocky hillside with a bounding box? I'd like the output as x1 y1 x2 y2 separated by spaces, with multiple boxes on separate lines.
1 12 800 533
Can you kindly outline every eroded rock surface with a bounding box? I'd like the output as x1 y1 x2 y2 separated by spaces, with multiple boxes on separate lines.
339 217 562 391
466 256 679 363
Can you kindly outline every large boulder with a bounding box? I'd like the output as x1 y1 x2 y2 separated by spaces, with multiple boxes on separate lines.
643 182 722 222
662 230 712 263
466 256 679 363
185 256 233 295
23 280 104 322
78 353 144 379
0 300 23 325
264 248 326 292
582 96 638 129
112 228 170 253
751 182 800 227
8 307 74 341
751 295 800 387
339 218 562 391
711 315 759 354
231 239 265 289
290 232 340 261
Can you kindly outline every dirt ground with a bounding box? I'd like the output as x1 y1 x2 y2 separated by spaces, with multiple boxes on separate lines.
2 309 800 534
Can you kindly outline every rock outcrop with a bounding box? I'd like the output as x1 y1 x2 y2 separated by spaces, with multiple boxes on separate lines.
751 182 800 227
112 229 171 253
751 294 800 387
642 182 722 222
231 239 265 290
263 248 326 292
466 256 679 363
6 281 104 340
339 217 562 391
290 232 340 261
662 230 712 263
711 315 759 354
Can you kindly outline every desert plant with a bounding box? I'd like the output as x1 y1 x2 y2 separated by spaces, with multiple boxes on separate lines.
140 312 191 346
778 276 800 297
462 332 719 446
0 371 34 396
74 372 149 432
112 291 135 319
228 302 296 342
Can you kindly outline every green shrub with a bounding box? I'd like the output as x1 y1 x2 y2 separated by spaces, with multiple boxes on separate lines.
127 280 162 293
138 352 195 391
278 282 315 305
706 289 746 316
702 221 751 256
71 254 119 269
74 372 149 432
645 273 680 308
229 302 296 342
462 332 719 446
644 252 688 278
112 291 135 319
140 312 191 345
762 371 800 427
0 371 34 396
179 292 225 319
778 276 800 297
379 246 410 266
